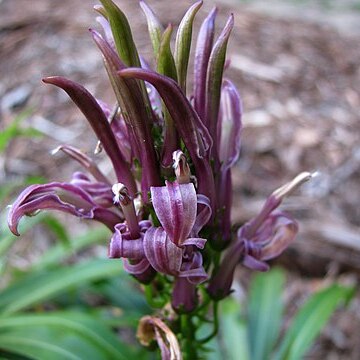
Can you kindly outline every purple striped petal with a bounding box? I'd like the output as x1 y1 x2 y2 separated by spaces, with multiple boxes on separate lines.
182 237 206 249
123 257 151 275
143 226 183 276
109 222 145 260
178 250 207 284
191 194 212 236
151 181 197 246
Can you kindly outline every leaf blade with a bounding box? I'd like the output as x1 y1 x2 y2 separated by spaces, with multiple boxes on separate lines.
0 259 122 314
247 268 285 360
275 284 355 360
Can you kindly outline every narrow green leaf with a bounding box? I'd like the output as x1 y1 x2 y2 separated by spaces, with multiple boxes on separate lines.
0 175 45 204
0 211 48 259
157 25 177 81
99 0 140 67
41 215 70 247
0 312 135 359
274 284 355 360
0 334 81 360
247 268 285 360
31 226 110 271
174 0 202 93
0 259 122 314
140 0 164 55
0 109 40 153
220 297 250 360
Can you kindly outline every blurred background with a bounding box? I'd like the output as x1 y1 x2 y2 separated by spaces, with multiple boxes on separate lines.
1 0 360 358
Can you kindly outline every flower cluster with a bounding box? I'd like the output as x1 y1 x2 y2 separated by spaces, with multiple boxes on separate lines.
7 0 311 357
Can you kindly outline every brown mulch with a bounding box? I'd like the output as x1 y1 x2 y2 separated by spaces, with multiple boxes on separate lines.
1 0 360 358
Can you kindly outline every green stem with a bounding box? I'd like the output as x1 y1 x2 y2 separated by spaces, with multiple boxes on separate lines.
197 301 219 344
181 314 198 359
144 283 166 308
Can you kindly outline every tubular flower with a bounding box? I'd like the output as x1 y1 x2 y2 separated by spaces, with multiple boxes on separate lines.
8 182 122 235
143 180 211 284
109 183 156 284
208 172 312 300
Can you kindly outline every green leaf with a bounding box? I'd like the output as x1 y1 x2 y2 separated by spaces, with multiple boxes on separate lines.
157 25 177 81
0 109 41 153
31 226 110 271
41 215 70 247
274 284 355 360
97 0 155 127
220 297 250 360
0 312 136 359
0 175 45 204
0 259 122 314
99 0 140 67
0 211 49 260
247 268 285 360
174 0 202 93
140 0 164 55
0 334 82 360
93 276 150 314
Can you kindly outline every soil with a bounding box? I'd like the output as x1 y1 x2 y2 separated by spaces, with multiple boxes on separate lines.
1 0 360 358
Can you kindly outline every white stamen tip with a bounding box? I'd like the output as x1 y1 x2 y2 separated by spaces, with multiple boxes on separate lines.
50 146 61 155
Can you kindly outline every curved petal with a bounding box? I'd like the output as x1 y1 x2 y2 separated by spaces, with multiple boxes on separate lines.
8 182 121 235
242 254 269 272
123 257 151 275
8 183 94 236
260 213 298 260
109 223 145 260
70 172 114 208
52 145 110 184
191 193 212 236
178 250 207 284
182 237 206 249
151 181 197 245
179 267 208 284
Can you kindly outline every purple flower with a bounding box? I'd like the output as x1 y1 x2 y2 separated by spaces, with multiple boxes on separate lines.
109 220 155 284
143 180 211 284
208 172 311 299
8 182 121 235
238 212 298 271
108 183 156 284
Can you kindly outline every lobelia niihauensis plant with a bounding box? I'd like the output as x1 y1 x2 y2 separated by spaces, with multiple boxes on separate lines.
7 0 313 358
